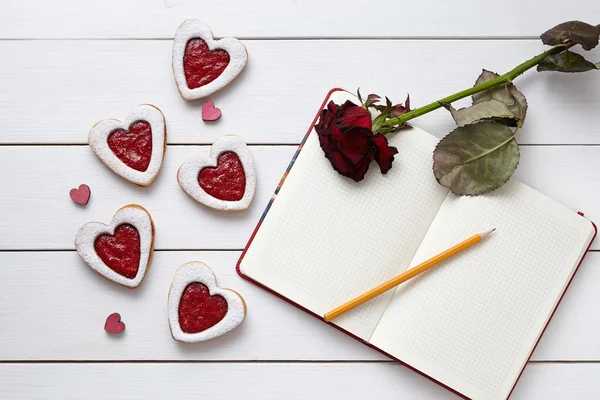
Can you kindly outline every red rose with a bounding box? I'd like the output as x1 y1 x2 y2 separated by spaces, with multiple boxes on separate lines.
315 100 399 182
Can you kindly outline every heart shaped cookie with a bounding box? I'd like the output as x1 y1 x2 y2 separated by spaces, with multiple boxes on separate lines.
168 261 246 342
89 104 166 186
172 19 248 100
75 204 154 288
177 135 256 211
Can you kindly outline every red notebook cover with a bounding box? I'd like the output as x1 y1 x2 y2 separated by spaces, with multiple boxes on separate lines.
236 88 597 399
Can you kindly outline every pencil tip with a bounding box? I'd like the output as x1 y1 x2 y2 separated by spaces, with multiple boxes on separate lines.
480 228 496 239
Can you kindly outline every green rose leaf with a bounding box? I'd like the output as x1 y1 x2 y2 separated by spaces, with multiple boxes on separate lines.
442 99 517 127
433 121 519 196
537 51 599 73
472 70 528 126
540 21 600 51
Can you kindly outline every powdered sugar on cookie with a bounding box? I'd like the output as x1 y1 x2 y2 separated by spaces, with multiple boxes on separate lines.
168 261 246 342
75 204 154 288
172 19 248 100
177 135 256 211
89 104 166 186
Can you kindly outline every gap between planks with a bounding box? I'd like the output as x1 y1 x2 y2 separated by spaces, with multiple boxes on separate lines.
0 37 542 42
0 360 598 364
0 249 245 252
0 143 299 147
2 143 600 147
1 249 599 253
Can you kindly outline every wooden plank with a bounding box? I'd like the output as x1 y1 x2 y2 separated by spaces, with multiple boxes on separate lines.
2 0 599 39
1 40 600 145
534 253 600 361
0 250 598 361
1 145 599 250
0 251 381 361
0 145 295 251
1 362 599 399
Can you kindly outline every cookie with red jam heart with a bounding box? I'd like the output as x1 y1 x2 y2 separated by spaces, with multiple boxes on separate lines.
172 19 248 100
89 104 166 186
168 261 246 342
75 204 154 288
177 135 256 211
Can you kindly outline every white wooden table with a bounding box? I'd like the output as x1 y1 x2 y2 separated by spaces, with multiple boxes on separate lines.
1 1 600 398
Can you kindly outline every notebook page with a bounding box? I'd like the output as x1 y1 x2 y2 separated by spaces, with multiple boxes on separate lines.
370 179 594 400
240 90 449 339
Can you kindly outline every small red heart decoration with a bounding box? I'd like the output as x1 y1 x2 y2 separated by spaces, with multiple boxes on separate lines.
184 38 230 89
70 184 91 205
179 282 229 333
202 100 222 121
198 151 246 201
94 224 141 279
107 121 153 172
104 312 126 334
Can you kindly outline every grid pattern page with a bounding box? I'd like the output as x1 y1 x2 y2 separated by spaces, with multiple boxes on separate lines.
241 118 449 338
371 183 585 399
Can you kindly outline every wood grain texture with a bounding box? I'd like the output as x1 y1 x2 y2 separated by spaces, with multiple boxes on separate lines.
1 40 599 145
0 251 380 361
0 250 598 361
2 0 600 39
2 363 600 399
2 1 600 396
0 145 295 250
1 145 598 250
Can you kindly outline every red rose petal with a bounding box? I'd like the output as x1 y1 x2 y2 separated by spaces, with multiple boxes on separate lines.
326 100 339 114
371 134 399 174
198 151 246 201
107 121 153 172
348 154 373 182
184 38 230 90
316 100 399 182
337 101 372 130
94 224 141 279
178 282 228 333
338 128 373 165
317 108 374 182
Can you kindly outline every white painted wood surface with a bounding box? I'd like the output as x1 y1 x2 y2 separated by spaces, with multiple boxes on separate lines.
0 250 599 361
1 146 599 250
1 1 600 398
2 0 600 39
1 40 599 145
2 363 600 400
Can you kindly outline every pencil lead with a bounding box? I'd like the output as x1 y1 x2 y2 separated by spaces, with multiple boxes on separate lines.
480 228 496 239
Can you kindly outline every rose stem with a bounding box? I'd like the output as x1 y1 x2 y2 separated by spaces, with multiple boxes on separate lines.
381 28 600 130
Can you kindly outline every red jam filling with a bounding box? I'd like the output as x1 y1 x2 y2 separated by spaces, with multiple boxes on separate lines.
198 151 246 201
107 120 152 172
178 282 228 333
94 224 141 279
183 38 230 89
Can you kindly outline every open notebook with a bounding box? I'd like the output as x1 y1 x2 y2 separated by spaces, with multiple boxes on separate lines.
237 89 596 400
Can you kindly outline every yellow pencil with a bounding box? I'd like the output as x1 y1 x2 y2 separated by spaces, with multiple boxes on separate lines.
324 228 496 321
